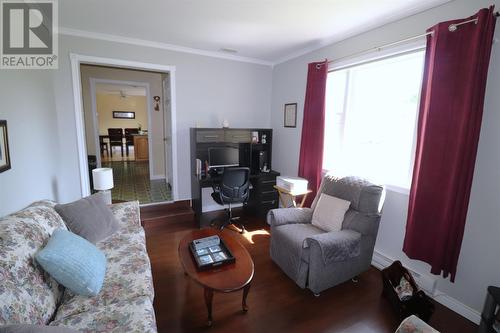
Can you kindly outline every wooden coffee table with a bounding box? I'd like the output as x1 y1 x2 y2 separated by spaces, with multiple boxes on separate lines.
178 229 254 326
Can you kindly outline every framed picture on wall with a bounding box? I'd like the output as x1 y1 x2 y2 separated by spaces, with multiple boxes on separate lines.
0 120 11 173
284 103 297 128
113 111 135 119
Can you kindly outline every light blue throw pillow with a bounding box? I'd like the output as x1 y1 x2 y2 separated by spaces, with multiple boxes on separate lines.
35 229 106 296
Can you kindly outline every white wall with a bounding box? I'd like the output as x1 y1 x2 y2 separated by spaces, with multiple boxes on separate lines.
96 94 148 136
53 34 273 202
0 71 60 216
270 0 500 320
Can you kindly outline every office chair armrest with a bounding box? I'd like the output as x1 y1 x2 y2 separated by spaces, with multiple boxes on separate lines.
211 182 221 192
267 208 313 227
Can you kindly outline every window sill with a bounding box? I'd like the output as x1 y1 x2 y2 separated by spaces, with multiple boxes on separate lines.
384 184 410 196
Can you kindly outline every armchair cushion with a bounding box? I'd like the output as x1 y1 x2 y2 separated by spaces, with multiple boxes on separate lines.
305 229 361 265
311 193 350 232
267 208 313 227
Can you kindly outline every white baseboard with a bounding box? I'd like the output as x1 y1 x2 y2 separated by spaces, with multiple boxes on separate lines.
371 249 481 324
150 174 165 180
372 250 393 270
433 293 481 324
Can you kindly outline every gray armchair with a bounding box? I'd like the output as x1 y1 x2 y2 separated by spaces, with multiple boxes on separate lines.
267 175 384 295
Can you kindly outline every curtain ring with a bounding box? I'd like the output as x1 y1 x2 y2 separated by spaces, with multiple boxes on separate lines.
316 59 328 69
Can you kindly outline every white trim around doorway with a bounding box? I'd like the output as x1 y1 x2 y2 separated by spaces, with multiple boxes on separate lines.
70 53 179 202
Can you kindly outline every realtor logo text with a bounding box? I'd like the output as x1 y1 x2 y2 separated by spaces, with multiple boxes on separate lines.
1 0 58 69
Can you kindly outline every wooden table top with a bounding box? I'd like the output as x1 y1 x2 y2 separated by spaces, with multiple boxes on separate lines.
178 229 254 292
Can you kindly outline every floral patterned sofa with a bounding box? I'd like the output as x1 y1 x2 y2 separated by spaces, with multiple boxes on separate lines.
0 200 157 332
395 315 439 333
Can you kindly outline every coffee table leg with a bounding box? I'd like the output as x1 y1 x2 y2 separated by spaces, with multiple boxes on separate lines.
204 288 214 326
242 283 251 312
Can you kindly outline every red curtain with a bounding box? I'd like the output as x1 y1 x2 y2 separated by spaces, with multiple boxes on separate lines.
403 7 496 282
298 61 328 207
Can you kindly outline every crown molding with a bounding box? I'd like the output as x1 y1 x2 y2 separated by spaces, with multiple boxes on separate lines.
273 0 452 66
60 27 274 67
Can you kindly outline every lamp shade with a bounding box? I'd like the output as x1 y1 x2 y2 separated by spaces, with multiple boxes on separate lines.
92 168 114 190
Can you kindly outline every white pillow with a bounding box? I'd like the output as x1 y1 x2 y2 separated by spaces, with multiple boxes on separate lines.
311 193 351 232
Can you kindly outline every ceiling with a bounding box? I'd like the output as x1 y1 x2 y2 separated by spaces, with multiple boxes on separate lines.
95 83 146 97
60 0 451 65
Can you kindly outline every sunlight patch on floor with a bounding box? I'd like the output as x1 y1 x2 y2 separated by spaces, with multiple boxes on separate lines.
241 229 270 244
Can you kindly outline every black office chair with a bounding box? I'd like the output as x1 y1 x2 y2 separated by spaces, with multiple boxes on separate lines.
211 167 250 233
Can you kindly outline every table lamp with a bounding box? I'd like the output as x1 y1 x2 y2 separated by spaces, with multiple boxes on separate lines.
92 168 114 204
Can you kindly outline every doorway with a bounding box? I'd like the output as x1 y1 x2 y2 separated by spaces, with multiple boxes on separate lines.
71 55 178 204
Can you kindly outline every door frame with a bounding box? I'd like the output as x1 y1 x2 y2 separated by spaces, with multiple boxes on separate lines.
89 78 153 175
162 75 173 188
70 53 179 202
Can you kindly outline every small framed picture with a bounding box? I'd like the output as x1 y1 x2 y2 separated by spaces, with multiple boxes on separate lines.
284 103 297 128
113 111 135 119
0 120 11 173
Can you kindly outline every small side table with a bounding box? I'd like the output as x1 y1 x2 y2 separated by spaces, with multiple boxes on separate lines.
273 185 312 208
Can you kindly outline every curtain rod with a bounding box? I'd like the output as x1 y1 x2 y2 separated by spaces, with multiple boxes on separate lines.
323 11 499 66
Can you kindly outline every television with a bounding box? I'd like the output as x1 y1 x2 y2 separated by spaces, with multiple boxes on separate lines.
208 147 239 168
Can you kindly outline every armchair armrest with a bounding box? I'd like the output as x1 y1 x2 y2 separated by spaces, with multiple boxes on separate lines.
267 208 313 227
110 201 141 228
305 229 361 265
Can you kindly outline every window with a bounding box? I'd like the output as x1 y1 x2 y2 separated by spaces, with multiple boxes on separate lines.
323 50 425 189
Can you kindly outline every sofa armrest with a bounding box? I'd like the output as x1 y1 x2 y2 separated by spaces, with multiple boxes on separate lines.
267 208 313 227
305 229 361 265
110 201 141 228
395 315 439 333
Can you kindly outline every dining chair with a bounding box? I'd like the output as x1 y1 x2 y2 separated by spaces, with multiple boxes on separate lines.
107 128 124 157
124 128 139 156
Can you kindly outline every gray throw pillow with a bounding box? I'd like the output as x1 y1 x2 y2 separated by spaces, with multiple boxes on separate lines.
55 193 120 244
0 325 78 333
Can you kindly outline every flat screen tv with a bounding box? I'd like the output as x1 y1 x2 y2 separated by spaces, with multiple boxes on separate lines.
208 147 239 168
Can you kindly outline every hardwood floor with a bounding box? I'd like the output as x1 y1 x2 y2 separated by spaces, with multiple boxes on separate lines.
143 210 477 333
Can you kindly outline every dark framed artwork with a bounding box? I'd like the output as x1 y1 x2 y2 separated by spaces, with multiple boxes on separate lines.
113 111 135 119
0 120 11 173
284 103 297 128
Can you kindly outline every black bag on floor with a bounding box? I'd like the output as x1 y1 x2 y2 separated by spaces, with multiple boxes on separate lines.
381 260 435 322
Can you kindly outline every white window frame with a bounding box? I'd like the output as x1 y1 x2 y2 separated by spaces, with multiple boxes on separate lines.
326 40 426 195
